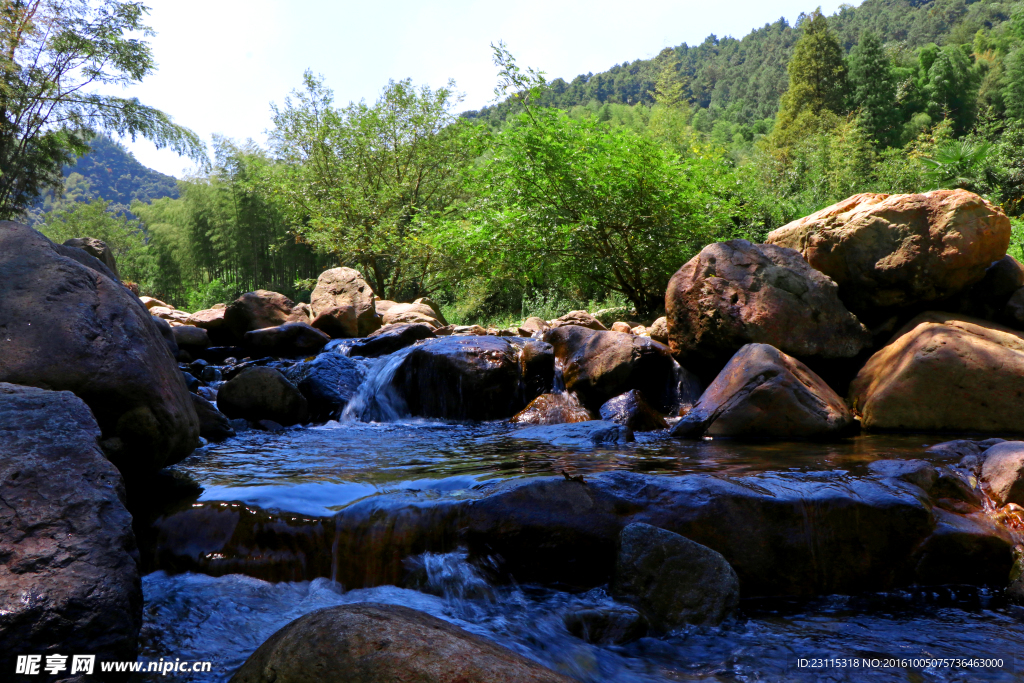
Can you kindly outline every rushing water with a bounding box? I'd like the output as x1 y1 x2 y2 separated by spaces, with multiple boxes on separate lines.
136 413 1024 682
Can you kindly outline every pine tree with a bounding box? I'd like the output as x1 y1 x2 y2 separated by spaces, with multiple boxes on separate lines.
769 10 849 150
848 32 900 147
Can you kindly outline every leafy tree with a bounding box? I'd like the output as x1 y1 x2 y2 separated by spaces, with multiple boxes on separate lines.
0 0 205 219
921 138 993 192
848 31 900 147
922 44 979 134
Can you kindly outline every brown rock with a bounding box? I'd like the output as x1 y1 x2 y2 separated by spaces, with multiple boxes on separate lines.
229 603 573 683
599 389 667 431
172 325 210 353
217 367 309 426
550 310 607 331
648 316 668 344
383 302 442 329
375 299 398 316
243 321 330 357
666 240 871 363
0 221 199 476
611 321 632 333
544 325 700 413
187 307 227 330
980 441 1024 506
766 190 1011 316
310 267 381 337
672 343 853 439
310 304 359 338
511 392 593 425
140 296 171 310
850 312 1024 433
521 317 550 335
63 236 119 278
413 297 449 326
225 290 309 340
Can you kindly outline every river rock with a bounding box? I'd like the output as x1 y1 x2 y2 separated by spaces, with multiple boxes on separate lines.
413 297 448 325
849 312 1024 433
63 236 119 278
521 317 550 335
980 441 1024 506
648 316 668 344
151 314 180 359
190 393 235 441
551 310 607 331
375 299 398 316
309 267 381 338
666 239 871 364
911 508 1015 586
284 353 366 421
383 302 443 329
518 339 555 399
348 322 436 358
610 321 632 333
544 325 699 413
946 255 1024 323
218 367 309 426
599 390 667 431
244 321 330 357
0 383 141 674
562 606 648 645
511 393 592 425
229 603 573 683
512 420 633 446
612 523 739 628
766 190 1011 317
672 344 853 439
0 221 199 476
225 290 309 340
140 296 170 309
187 306 231 345
172 324 210 354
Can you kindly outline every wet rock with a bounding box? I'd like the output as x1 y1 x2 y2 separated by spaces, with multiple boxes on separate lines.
1009 546 1024 601
172 324 210 355
518 339 555 399
0 221 199 476
544 325 698 413
310 267 381 338
612 523 739 628
181 371 201 393
550 310 606 331
256 419 285 433
610 321 632 333
63 236 119 277
190 393 235 441
562 606 648 645
521 316 550 335
284 353 365 421
912 509 1015 586
243 321 330 357
511 393 593 425
648 316 668 344
0 383 140 674
672 344 852 439
766 190 1011 318
348 322 436 358
666 239 871 365
599 390 667 431
926 439 987 462
225 290 309 340
218 367 309 426
512 420 633 446
980 441 1024 506
383 302 444 329
229 603 574 683
867 459 938 492
849 312 1024 433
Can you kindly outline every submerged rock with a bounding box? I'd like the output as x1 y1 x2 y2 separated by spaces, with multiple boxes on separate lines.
218 367 309 426
980 441 1024 506
230 603 573 683
284 353 366 421
511 392 592 425
310 267 381 338
612 523 740 628
766 190 1011 317
666 239 871 364
599 390 667 432
512 420 633 446
244 321 330 357
672 344 853 439
850 312 1024 433
0 221 199 476
562 606 648 645
0 383 140 673
348 322 436 358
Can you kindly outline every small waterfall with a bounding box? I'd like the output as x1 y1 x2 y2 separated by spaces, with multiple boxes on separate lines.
340 347 413 422
552 357 567 393
403 549 495 602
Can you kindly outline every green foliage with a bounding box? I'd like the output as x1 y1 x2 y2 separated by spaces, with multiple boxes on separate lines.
0 0 205 219
921 138 994 191
849 31 901 146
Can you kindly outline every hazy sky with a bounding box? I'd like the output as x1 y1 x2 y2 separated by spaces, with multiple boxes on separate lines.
117 0 854 176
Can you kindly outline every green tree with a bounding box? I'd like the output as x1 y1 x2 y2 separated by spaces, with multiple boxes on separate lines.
848 31 900 147
921 138 993 193
0 0 205 219
922 44 978 135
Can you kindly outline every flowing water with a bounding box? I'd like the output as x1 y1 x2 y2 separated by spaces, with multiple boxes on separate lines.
135 363 1024 681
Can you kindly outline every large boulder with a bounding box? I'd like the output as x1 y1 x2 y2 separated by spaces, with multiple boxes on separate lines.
225 290 309 340
980 441 1024 506
348 322 436 358
849 312 1024 433
243 322 330 357
544 325 700 413
187 305 231 345
63 236 119 278
229 603 573 683
766 190 1011 317
217 367 309 426
382 302 443 329
0 221 199 476
310 267 381 338
666 239 871 365
284 353 366 421
672 344 853 439
611 523 739 628
0 384 141 674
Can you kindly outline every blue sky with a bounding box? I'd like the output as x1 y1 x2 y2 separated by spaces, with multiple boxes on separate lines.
119 0 854 176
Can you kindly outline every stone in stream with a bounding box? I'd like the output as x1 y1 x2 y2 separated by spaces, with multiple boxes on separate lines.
911 508 1016 587
63 236 120 277
980 441 1024 506
347 322 436 358
0 383 141 674
599 389 667 431
544 325 699 414
284 353 366 421
190 393 236 441
612 523 740 628
672 343 853 439
562 606 648 645
224 290 310 340
217 367 309 426
513 420 633 447
0 221 199 476
243 321 330 357
511 392 593 425
382 302 445 329
520 316 550 335
230 603 574 683
310 267 382 338
172 324 211 355
849 312 1024 433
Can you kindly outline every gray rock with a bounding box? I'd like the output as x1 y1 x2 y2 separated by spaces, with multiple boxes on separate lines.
0 383 140 674
513 420 634 447
229 603 573 683
60 237 120 279
612 523 739 628
284 353 366 421
172 324 210 353
867 459 938 492
980 441 1024 506
348 322 436 358
218 367 309 426
190 393 235 441
244 321 330 357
